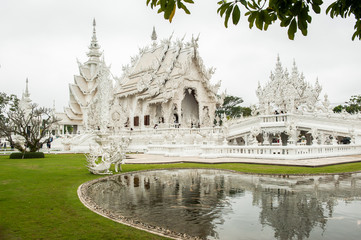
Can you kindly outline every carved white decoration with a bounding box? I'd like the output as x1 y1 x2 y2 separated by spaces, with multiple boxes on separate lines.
257 56 322 115
137 73 152 92
285 121 298 145
85 133 129 175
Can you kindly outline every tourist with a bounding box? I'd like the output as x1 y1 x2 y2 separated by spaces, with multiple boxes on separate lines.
46 139 51 153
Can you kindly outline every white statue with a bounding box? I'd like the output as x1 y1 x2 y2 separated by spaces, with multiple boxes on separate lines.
85 136 128 175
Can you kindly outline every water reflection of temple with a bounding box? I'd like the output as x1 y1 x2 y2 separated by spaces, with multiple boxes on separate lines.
87 170 245 238
252 173 361 240
85 170 361 239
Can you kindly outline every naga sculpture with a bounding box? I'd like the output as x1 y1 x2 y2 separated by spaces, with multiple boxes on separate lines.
85 136 129 175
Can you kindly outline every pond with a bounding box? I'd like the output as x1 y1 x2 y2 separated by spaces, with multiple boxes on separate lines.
81 169 361 239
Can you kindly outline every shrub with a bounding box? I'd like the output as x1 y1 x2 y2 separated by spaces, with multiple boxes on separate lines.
10 152 45 159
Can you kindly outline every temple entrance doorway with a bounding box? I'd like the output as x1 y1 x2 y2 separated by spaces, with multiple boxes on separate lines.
173 114 179 124
181 88 199 128
155 104 164 124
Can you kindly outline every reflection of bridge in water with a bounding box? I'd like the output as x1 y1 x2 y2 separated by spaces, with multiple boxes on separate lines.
83 170 361 239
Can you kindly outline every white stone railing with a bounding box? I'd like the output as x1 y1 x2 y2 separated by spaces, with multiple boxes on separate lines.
147 144 202 157
260 114 288 123
226 116 261 137
126 126 224 137
147 143 361 159
200 144 361 159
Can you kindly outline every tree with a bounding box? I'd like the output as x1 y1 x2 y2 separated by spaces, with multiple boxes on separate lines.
0 93 19 147
0 92 19 118
333 95 361 114
216 95 251 118
146 0 361 40
0 92 60 153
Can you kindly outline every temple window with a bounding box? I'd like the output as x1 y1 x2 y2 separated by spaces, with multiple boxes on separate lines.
144 115 150 126
134 116 139 127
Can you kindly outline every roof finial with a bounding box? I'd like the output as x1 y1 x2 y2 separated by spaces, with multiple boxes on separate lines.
25 78 30 97
87 18 101 60
151 26 157 41
91 18 97 43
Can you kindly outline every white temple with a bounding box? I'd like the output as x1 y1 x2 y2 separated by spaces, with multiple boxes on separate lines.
55 19 222 135
50 20 361 160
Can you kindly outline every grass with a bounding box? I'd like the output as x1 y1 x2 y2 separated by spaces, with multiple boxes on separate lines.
0 154 361 240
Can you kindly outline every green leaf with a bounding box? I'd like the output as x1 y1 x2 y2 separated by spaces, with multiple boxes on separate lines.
169 4 176 22
255 11 264 30
307 15 312 23
247 1 256 10
178 2 190 14
301 27 308 36
311 3 321 14
224 5 234 28
248 12 257 28
164 0 175 19
288 18 297 40
326 3 335 17
183 0 194 3
232 5 241 25
264 23 269 31
218 4 228 16
240 0 247 7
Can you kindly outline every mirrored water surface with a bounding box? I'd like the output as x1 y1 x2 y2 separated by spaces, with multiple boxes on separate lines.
85 169 361 239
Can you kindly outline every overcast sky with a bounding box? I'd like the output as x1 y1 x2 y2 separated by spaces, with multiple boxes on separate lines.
1 0 360 111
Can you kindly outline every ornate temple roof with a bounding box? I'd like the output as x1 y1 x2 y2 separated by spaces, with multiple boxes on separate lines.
114 31 220 104
256 56 322 114
61 18 113 126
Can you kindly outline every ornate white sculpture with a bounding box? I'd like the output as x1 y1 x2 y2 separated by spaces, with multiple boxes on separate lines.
256 56 322 115
85 133 129 175
285 121 298 145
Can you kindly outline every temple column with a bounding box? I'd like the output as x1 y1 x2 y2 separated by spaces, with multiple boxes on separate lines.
311 128 319 145
263 132 270 145
244 134 249 146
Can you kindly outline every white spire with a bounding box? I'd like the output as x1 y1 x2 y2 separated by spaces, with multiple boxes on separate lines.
151 26 157 41
87 18 102 61
25 78 30 98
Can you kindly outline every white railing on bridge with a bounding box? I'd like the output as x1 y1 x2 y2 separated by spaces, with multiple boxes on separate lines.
126 126 223 136
260 114 288 123
200 144 361 160
147 144 202 157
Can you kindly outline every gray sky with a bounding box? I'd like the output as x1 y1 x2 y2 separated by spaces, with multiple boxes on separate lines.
1 0 360 111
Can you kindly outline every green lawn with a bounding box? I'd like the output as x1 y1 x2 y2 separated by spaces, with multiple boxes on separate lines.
1 154 361 240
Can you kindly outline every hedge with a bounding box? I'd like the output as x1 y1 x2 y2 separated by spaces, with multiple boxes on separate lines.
10 152 45 159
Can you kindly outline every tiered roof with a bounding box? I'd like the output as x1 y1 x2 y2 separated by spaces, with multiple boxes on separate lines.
63 19 111 122
115 32 221 105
